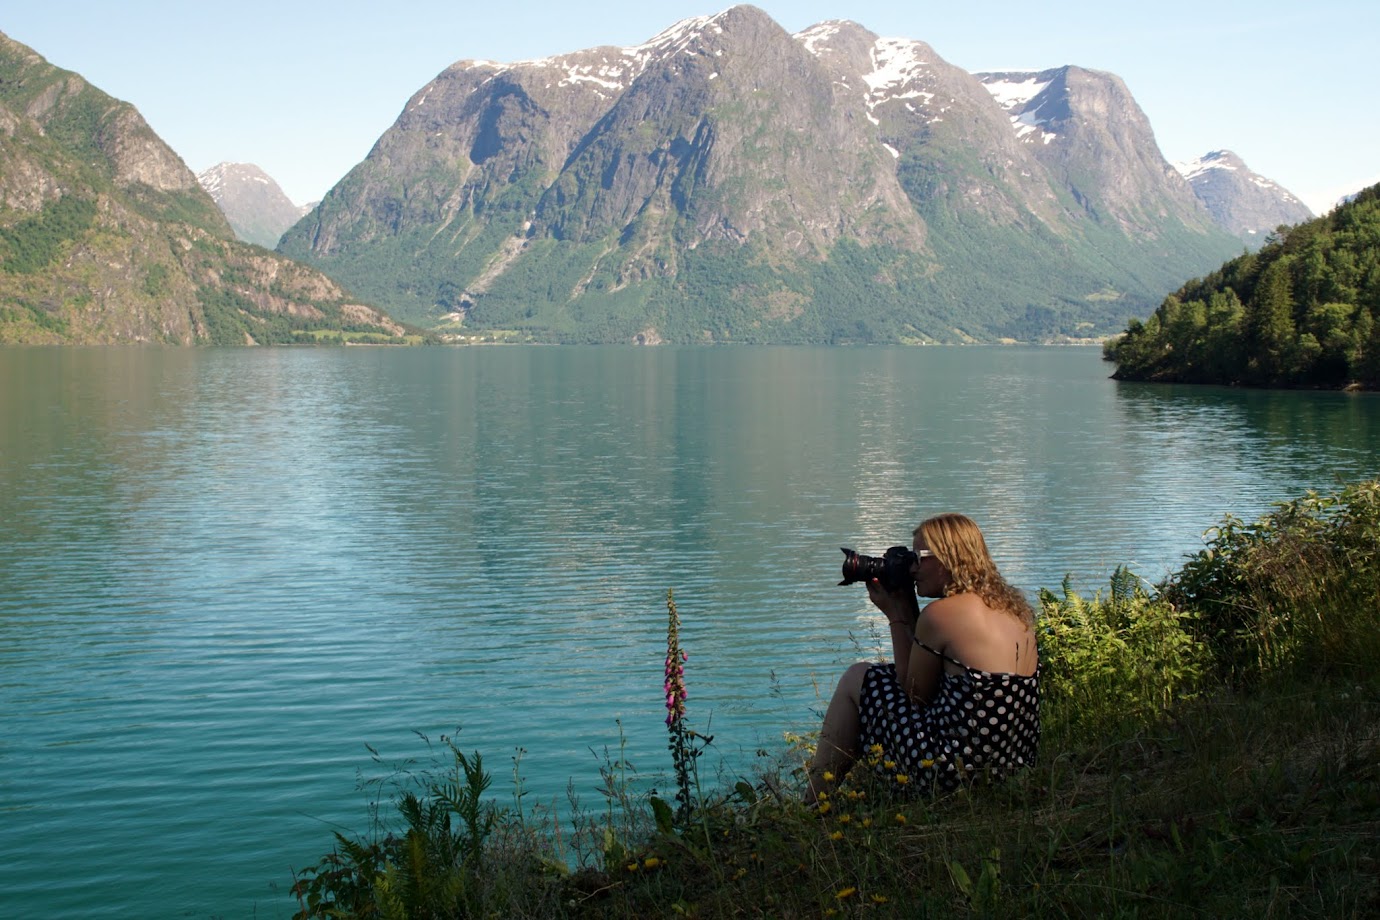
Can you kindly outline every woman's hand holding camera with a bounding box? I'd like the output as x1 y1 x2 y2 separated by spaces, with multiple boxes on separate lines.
867 578 920 628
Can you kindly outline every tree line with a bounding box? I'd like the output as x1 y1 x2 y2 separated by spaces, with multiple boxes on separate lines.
1107 183 1380 389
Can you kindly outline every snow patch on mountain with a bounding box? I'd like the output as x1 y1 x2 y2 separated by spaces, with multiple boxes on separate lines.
626 11 726 59
863 37 935 110
980 74 1050 109
977 72 1060 144
794 21 844 55
198 162 230 195
451 12 733 100
1176 152 1238 181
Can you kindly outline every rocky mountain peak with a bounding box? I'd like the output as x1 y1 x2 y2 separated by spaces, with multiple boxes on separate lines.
624 6 739 60
530 4 926 258
197 162 311 248
1177 149 1313 243
976 65 1210 236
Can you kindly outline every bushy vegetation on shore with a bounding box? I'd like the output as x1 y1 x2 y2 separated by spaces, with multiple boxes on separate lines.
1106 183 1380 390
291 480 1380 918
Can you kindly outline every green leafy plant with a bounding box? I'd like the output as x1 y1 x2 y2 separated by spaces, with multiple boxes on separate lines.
1038 566 1209 743
292 736 502 920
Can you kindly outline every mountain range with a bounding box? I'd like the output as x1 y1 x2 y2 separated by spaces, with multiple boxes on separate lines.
2 7 1315 346
0 31 412 345
277 6 1310 344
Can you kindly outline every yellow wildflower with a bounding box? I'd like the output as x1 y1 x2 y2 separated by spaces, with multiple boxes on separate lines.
894 774 910 785
835 887 858 900
817 801 832 815
862 817 873 827
920 757 935 768
643 857 662 870
838 814 852 824
830 830 844 841
869 744 884 755
823 771 836 782
895 813 908 825
626 863 638 872
871 894 890 904
883 760 897 771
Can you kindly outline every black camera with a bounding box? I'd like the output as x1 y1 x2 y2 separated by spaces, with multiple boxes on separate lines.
839 545 918 591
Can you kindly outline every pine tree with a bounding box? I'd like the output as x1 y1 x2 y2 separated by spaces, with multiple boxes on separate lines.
1355 308 1380 388
1248 259 1297 383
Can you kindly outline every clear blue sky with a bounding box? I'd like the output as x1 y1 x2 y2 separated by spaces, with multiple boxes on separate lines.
5 1 1375 215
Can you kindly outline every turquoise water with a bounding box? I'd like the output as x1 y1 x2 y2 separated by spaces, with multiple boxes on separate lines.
2 345 1377 918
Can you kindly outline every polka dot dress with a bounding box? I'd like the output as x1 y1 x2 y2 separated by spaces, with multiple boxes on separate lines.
857 644 1040 794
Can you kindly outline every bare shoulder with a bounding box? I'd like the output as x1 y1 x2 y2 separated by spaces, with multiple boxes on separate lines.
921 593 987 621
916 593 986 639
921 592 1038 675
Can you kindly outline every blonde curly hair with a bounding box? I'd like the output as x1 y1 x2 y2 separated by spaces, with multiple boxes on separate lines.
915 513 1034 626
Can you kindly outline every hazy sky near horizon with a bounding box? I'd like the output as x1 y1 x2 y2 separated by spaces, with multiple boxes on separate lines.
5 1 1375 215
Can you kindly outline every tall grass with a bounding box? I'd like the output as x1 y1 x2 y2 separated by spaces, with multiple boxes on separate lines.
291 480 1380 918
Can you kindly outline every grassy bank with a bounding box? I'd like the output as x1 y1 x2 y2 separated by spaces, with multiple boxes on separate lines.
291 481 1380 918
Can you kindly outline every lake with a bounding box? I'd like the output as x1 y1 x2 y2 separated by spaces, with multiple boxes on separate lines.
2 345 1377 918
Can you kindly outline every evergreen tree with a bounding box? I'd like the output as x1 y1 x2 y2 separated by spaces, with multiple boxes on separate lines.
1357 308 1380 388
1201 289 1246 382
1247 259 1297 383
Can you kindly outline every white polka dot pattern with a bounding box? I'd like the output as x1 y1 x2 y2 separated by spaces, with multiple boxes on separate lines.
857 662 1040 794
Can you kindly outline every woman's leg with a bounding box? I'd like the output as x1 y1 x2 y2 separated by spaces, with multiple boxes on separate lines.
805 661 872 805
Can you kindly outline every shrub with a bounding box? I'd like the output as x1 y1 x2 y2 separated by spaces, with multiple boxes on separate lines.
1038 567 1209 744
1162 479 1380 680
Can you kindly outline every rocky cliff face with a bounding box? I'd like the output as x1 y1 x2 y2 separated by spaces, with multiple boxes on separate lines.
280 5 1261 343
198 162 312 248
0 32 405 345
976 67 1216 237
1177 150 1314 245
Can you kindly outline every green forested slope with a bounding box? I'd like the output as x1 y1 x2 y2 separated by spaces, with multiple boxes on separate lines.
1107 183 1380 389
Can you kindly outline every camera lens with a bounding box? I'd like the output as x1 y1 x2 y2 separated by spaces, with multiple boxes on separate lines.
838 546 917 591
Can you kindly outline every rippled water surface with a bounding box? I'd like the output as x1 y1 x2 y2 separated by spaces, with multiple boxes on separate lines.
2 346 1377 918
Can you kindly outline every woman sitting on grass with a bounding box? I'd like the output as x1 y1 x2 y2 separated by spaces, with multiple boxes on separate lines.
807 513 1039 805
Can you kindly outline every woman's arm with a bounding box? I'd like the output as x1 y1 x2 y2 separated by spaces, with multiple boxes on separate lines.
866 580 939 705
